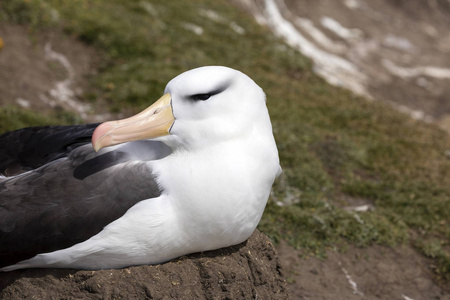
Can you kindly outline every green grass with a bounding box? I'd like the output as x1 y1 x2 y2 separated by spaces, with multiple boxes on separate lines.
0 106 82 132
1 0 449 281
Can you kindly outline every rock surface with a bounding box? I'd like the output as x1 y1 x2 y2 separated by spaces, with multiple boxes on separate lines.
0 230 288 299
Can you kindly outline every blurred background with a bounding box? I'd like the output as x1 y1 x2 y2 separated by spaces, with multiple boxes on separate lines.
0 0 449 298
235 0 450 131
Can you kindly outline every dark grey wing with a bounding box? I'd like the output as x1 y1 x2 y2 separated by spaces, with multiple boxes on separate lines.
0 123 100 176
0 144 162 268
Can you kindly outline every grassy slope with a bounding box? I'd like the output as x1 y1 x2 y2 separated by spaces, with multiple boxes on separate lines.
1 0 449 281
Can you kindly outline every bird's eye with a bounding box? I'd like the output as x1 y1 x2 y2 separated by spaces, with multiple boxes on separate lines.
190 94 211 101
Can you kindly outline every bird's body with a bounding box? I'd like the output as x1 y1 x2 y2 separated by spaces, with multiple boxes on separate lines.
0 66 280 271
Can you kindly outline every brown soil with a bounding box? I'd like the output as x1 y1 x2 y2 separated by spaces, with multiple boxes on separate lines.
278 241 450 299
0 23 104 122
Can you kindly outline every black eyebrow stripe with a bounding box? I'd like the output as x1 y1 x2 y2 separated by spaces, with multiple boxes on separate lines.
189 80 232 100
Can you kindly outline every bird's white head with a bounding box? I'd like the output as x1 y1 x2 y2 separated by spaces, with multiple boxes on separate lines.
92 66 274 153
163 66 270 149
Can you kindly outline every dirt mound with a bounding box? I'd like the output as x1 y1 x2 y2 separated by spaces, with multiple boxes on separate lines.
0 230 288 299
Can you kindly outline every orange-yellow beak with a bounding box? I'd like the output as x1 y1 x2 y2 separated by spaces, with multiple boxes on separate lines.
92 93 174 152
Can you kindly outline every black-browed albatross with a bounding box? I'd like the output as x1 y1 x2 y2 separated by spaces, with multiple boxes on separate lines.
0 66 281 271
